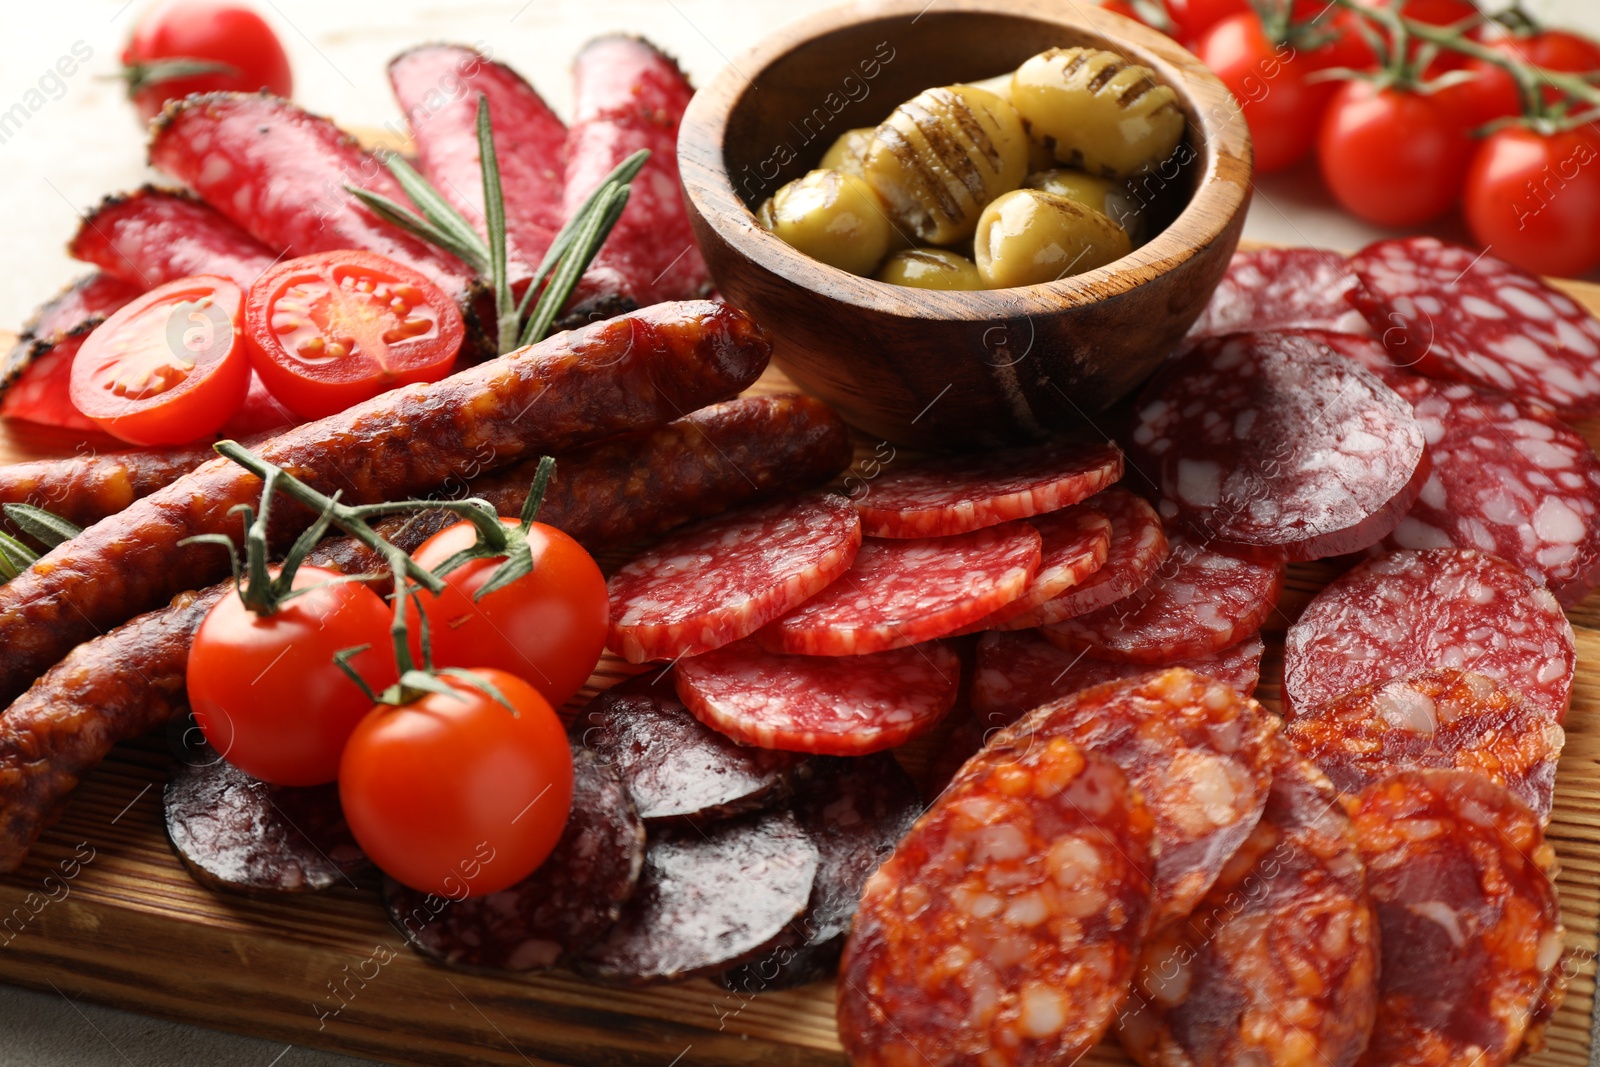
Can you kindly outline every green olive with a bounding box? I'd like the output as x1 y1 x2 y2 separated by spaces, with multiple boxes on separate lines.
1025 168 1148 244
754 196 778 231
767 168 893 275
875 248 984 290
964 72 1015 102
1010 47 1185 178
819 127 877 177
863 84 1030 244
973 188 1132 289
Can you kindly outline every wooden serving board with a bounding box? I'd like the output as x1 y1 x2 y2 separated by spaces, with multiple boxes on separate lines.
2 288 1600 1067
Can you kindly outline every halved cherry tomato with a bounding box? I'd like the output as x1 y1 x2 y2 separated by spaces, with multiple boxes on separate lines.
1318 80 1473 225
1465 125 1600 278
122 0 292 123
243 250 464 420
69 274 250 446
339 668 574 897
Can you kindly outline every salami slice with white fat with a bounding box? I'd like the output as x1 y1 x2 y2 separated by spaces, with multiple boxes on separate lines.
1295 327 1412 385
1385 376 1600 607
1006 487 1168 627
1044 534 1284 664
958 505 1111 632
757 523 1042 656
1132 331 1428 560
1284 548 1576 724
606 493 861 663
1185 247 1376 340
853 440 1123 538
1350 236 1600 417
675 640 960 756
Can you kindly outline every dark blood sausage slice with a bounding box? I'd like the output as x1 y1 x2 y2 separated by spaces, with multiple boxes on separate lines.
1284 548 1576 725
571 672 810 824
722 753 923 993
565 36 707 310
1385 376 1600 607
165 744 368 894
577 807 819 985
676 640 960 756
1284 669 1565 824
1349 770 1568 1066
147 92 474 299
67 186 279 288
1184 247 1376 341
1131 331 1428 560
606 492 862 663
1044 534 1285 664
837 735 1155 1067
960 504 1111 633
2 273 142 432
854 440 1124 538
384 747 645 970
1119 753 1379 1067
0 300 769 707
389 45 566 289
1008 487 1168 627
1350 235 1600 417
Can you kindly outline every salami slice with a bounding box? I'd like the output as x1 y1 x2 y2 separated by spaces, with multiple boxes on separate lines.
576 807 819 985
1006 487 1168 627
1385 376 1600 607
68 186 279 288
571 672 810 824
675 640 960 756
959 505 1110 632
1295 327 1412 385
384 747 645 972
1044 534 1284 664
1284 548 1576 724
1185 247 1376 341
1131 331 1428 560
3 273 141 431
722 753 923 992
1119 753 1379 1067
165 746 368 894
854 440 1123 538
1285 669 1564 824
757 523 1042 656
1349 770 1568 1066
606 493 862 663
837 740 1154 1067
1350 235 1600 417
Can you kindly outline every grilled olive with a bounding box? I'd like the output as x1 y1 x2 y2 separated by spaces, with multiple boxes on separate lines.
974 188 1131 289
767 168 893 275
863 84 1030 244
964 73 1015 102
1010 47 1185 178
755 196 778 231
819 127 877 177
1025 168 1148 244
875 248 984 290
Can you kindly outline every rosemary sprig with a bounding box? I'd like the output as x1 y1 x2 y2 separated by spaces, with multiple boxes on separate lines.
0 504 82 584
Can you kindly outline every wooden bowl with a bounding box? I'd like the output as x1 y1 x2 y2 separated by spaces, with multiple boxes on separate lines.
679 0 1252 449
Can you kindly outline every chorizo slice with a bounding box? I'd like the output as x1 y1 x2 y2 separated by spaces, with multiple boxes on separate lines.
1 273 142 432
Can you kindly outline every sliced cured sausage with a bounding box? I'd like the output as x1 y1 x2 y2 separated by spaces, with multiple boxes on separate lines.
837 737 1154 1067
854 440 1123 538
2 273 142 432
1350 235 1600 417
576 807 819 985
958 505 1110 632
1385 376 1600 607
67 186 279 288
1044 534 1284 664
757 523 1042 656
1284 548 1576 724
1348 770 1568 1067
384 747 645 971
1284 669 1564 824
1005 487 1167 627
1295 328 1412 385
675 640 960 756
1120 753 1379 1067
1131 331 1428 560
1185 247 1375 341
607 492 861 663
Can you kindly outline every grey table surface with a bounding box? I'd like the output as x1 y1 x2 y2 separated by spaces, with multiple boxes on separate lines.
2 0 1599 1064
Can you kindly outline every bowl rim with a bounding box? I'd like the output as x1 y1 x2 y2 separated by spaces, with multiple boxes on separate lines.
679 0 1252 321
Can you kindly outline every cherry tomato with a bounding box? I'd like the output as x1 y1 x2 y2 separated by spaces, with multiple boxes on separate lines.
188 566 397 786
1383 0 1485 74
1467 30 1600 114
411 517 608 709
1199 12 1329 174
69 274 250 446
339 669 574 898
1465 125 1600 278
1166 0 1250 43
243 250 464 420
1100 0 1146 23
122 0 292 123
1447 60 1525 132
1318 80 1474 225
1302 9 1381 73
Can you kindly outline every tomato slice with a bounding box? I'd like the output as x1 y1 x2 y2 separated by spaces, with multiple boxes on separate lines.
243 250 465 420
68 274 249 446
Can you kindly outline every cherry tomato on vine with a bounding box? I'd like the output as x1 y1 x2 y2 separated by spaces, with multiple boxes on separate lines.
69 274 250 446
1100 0 1147 23
1165 0 1250 44
243 250 464 421
1318 80 1474 225
339 669 574 897
1446 59 1525 132
1466 30 1600 114
188 566 397 786
1378 0 1485 74
410 517 608 709
1199 12 1329 173
1465 126 1600 278
122 0 292 123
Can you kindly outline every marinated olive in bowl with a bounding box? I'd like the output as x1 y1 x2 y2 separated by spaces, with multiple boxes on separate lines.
875 248 984 290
